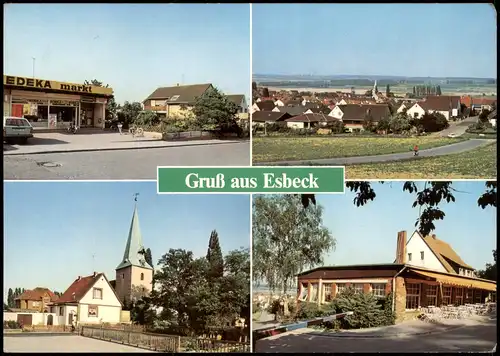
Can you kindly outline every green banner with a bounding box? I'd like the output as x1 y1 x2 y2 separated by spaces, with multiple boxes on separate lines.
157 167 345 194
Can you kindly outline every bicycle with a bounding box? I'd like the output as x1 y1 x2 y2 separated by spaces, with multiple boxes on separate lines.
129 126 144 137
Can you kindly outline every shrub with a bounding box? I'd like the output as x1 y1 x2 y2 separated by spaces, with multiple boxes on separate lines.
327 287 395 329
295 302 334 320
3 320 21 329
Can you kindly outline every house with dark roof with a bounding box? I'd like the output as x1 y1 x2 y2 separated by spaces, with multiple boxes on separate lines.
251 100 276 114
143 83 213 118
14 288 58 312
296 231 496 324
285 113 337 129
272 105 306 116
251 111 292 126
407 96 461 120
329 104 391 131
49 272 123 326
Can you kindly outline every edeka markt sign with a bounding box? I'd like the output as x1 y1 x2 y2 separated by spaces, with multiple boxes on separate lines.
3 75 113 96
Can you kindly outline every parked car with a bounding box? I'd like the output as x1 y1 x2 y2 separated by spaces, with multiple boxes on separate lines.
3 116 34 144
447 133 457 138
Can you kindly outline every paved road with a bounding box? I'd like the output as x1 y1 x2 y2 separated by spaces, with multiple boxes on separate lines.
437 116 478 137
256 318 497 353
4 334 155 352
4 142 250 180
255 139 494 166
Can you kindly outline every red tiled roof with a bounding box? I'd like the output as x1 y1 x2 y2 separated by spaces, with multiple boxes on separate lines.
423 96 460 111
54 274 102 304
15 288 57 301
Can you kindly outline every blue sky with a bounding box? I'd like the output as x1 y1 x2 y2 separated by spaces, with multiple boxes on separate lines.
3 182 250 300
252 4 497 78
315 182 496 270
3 4 250 104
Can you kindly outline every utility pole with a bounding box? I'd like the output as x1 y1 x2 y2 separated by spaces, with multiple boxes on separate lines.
32 57 36 78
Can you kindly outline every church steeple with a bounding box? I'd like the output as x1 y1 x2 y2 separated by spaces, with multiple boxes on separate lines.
116 196 153 271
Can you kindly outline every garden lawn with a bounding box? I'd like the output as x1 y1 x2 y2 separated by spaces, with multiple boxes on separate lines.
252 137 465 163
345 142 497 179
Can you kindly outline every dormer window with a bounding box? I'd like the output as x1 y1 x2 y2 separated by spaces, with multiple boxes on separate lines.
170 95 180 101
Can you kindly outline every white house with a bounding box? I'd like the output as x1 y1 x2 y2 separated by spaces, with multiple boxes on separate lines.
328 106 344 119
406 103 427 119
404 231 476 277
49 272 123 326
396 102 414 113
274 99 285 107
336 99 348 105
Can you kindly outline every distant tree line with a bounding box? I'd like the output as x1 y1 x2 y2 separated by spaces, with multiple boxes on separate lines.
412 85 442 97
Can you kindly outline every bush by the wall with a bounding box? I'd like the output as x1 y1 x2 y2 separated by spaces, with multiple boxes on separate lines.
3 320 21 329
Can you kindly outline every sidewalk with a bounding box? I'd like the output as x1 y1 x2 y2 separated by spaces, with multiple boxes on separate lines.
4 132 245 156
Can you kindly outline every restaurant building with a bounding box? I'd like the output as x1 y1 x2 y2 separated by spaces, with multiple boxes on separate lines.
3 75 114 130
297 231 496 323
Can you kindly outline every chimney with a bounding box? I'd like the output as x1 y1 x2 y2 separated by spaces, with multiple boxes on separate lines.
432 234 436 239
395 231 407 264
77 276 81 281
93 271 97 277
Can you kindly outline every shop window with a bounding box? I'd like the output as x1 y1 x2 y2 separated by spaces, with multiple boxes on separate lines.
371 283 386 298
336 283 346 295
491 292 496 303
353 284 364 294
408 253 412 262
426 285 438 307
299 283 308 301
406 283 420 310
455 287 464 305
443 286 452 305
323 284 332 302
310 283 319 302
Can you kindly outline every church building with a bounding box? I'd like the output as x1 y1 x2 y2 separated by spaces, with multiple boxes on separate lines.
111 200 154 306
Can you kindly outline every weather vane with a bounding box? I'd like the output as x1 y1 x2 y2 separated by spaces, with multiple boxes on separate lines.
134 193 139 202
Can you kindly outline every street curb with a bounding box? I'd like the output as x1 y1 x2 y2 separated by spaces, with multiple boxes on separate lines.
3 140 249 156
310 324 464 339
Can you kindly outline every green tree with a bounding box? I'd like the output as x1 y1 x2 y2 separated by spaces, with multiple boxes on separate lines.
386 84 390 97
119 101 143 125
135 110 160 126
191 87 239 132
145 248 153 268
7 288 14 308
252 195 335 295
130 296 156 326
84 79 118 121
206 230 224 281
436 85 442 96
477 250 497 281
376 117 391 133
362 112 376 132
262 87 270 97
420 112 449 132
479 109 491 123
389 112 412 133
300 181 496 237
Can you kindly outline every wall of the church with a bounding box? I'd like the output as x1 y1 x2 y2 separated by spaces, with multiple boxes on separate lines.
115 265 153 304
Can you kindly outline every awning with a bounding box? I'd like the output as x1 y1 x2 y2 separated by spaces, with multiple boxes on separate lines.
409 269 497 292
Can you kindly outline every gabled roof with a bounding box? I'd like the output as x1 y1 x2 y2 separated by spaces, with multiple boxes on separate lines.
52 273 123 306
421 233 474 272
15 288 57 301
423 96 461 111
226 94 246 106
275 105 306 116
144 83 212 104
255 100 276 111
286 113 336 123
252 111 291 122
337 104 391 122
116 204 153 271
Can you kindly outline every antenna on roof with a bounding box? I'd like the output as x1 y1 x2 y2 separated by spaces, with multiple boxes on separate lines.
92 253 95 273
133 193 139 202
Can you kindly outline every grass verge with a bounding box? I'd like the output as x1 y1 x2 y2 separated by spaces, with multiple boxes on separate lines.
252 136 465 163
345 142 497 179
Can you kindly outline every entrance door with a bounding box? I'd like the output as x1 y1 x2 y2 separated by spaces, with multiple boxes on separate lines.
11 104 23 118
68 313 73 325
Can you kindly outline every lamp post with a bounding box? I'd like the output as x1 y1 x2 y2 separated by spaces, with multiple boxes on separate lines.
31 57 36 78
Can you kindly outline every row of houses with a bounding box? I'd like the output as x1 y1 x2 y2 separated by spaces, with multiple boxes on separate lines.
296 230 496 323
